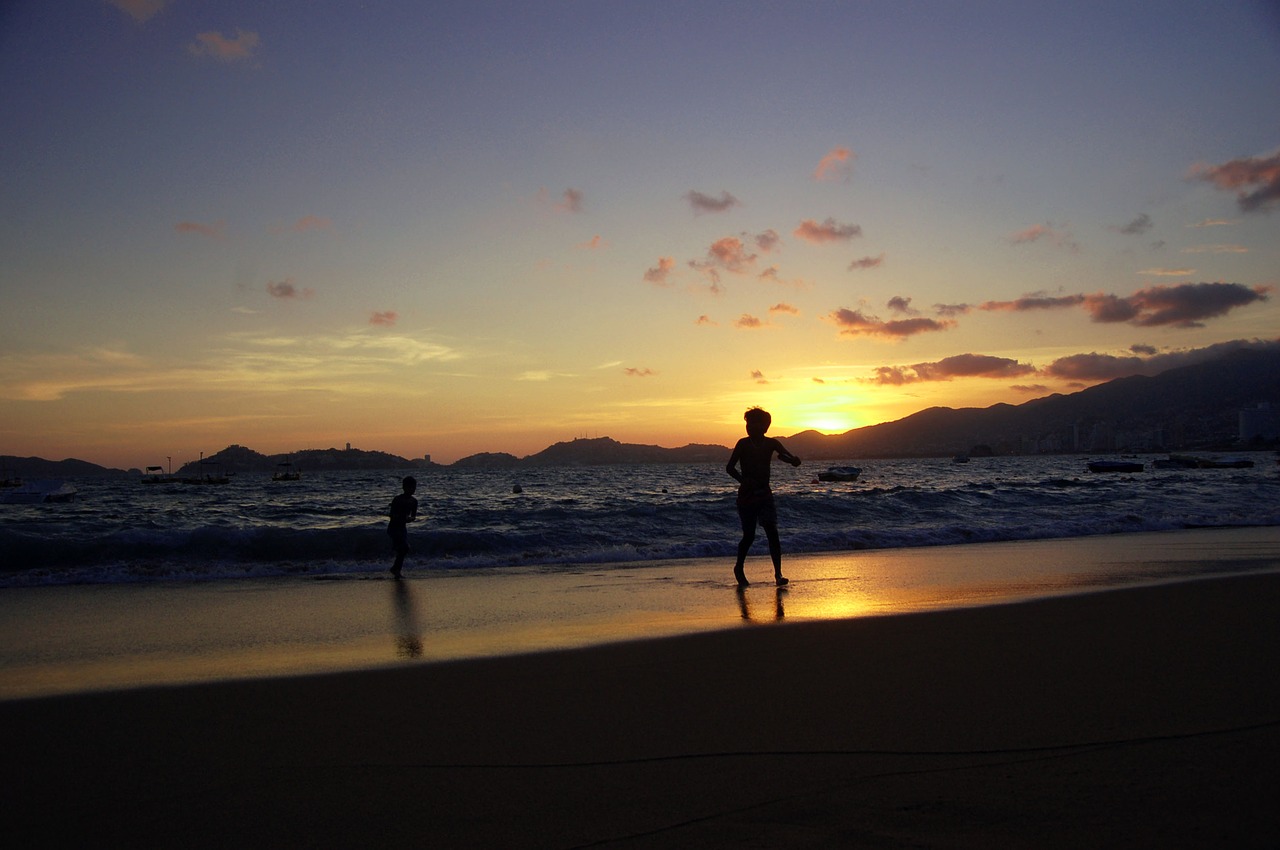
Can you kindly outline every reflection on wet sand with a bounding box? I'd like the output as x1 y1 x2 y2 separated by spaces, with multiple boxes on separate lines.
735 585 786 622
392 579 423 658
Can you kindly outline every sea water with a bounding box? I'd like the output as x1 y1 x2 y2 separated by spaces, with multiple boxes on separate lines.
3 453 1278 588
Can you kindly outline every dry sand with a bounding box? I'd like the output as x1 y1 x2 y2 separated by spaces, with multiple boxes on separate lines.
3 568 1279 848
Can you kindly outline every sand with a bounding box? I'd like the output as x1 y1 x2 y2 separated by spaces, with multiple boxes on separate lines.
3 564 1279 847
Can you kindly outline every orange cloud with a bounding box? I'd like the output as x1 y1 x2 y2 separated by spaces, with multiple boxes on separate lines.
794 217 861 244
109 0 167 23
578 235 607 250
695 315 717 326
1190 148 1280 212
980 293 1087 312
290 215 334 234
369 311 397 326
1008 223 1079 251
769 303 798 315
828 308 954 339
189 30 261 62
623 367 655 377
643 256 676 285
175 220 226 239
735 314 765 329
813 146 854 182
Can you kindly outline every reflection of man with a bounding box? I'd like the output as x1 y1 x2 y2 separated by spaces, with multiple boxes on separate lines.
393 580 422 658
734 585 786 622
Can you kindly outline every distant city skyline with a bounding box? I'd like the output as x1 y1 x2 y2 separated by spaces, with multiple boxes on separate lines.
2 1 1278 468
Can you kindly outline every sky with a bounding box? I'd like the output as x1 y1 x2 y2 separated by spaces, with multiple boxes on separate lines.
2 1 1279 468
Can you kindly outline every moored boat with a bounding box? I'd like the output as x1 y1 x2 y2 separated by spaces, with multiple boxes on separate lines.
817 466 862 482
1 479 77 504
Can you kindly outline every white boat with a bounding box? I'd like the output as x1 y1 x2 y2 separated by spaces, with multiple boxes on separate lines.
817 466 861 482
1 479 77 504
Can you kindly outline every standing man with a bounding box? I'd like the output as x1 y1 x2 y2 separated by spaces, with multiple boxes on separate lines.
726 407 801 587
388 476 418 578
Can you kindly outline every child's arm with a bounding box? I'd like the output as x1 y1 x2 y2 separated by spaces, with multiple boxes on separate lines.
775 441 802 467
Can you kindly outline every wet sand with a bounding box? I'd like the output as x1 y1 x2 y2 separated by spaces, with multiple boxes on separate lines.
3 563 1278 847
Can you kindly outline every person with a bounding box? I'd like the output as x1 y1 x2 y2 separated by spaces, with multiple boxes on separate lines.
387 476 418 578
726 407 801 587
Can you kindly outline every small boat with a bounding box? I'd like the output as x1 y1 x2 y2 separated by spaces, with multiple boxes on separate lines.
271 459 301 481
181 453 230 485
817 466 862 482
141 460 180 484
1196 456 1254 469
1152 454 1200 470
1087 460 1144 473
952 454 970 463
1 479 77 504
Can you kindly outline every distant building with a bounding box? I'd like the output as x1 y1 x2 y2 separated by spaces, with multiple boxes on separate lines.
1240 403 1279 442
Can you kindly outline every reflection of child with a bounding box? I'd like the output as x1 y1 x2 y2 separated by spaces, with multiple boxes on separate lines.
725 407 801 587
387 476 418 578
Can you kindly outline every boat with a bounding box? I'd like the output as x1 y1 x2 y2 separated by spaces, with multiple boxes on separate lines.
1 479 76 504
1087 460 1144 473
141 459 180 484
182 454 229 485
1152 454 1200 469
952 454 970 463
817 466 862 482
1196 456 1254 469
272 459 301 481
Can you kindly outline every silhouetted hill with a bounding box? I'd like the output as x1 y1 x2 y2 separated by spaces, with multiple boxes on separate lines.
521 437 729 466
0 456 128 478
782 347 1280 459
174 445 428 475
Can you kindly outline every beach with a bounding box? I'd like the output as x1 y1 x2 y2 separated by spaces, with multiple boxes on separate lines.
3 528 1279 847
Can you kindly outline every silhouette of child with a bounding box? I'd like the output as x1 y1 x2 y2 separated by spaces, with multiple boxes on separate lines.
387 476 418 578
726 407 801 587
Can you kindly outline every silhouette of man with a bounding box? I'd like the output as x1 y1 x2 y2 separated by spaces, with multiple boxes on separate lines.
726 407 801 587
388 476 418 578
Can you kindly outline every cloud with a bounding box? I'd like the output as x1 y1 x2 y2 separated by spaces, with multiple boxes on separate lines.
1138 267 1195 276
848 253 885 271
577 235 608 250
887 296 918 315
735 314 765 329
754 229 781 253
643 256 676 285
685 190 741 214
1114 213 1153 235
750 370 767 383
1181 244 1248 254
828 308 955 339
108 0 167 23
175 220 226 239
867 353 1037 385
813 147 854 182
1190 148 1280 212
934 303 972 318
369 311 397 327
1008 223 1079 251
980 293 1087 312
1084 282 1270 328
1188 218 1236 228
1011 384 1049 394
188 30 261 63
265 278 313 299
289 215 334 234
692 236 759 275
794 217 862 244
1043 338 1280 381
558 188 584 212
623 367 656 377
769 303 799 315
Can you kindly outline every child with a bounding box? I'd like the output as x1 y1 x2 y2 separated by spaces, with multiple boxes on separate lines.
387 476 418 578
725 407 801 587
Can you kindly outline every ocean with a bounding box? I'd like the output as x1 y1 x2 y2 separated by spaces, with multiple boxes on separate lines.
3 453 1278 588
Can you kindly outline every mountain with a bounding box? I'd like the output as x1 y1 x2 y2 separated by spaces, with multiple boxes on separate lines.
781 347 1280 459
521 437 730 466
173 445 430 475
0 456 129 478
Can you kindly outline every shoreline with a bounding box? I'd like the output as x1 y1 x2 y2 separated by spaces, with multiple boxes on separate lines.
2 524 1280 701
3 525 1279 702
3 568 1278 846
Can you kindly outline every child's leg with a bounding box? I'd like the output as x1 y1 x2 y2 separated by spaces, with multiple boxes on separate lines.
763 522 787 585
734 510 755 586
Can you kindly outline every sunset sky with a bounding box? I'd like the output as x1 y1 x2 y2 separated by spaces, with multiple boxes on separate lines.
3 1 1279 468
